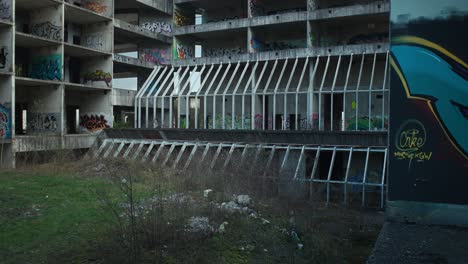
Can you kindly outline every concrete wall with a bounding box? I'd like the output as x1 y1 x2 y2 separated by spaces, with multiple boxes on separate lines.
30 6 63 42
80 56 113 88
81 21 113 52
0 27 13 72
66 89 113 134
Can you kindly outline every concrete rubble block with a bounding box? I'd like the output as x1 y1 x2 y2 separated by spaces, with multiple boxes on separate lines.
203 189 213 199
236 194 252 206
186 216 214 235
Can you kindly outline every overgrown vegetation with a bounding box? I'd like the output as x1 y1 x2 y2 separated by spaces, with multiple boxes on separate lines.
0 154 383 263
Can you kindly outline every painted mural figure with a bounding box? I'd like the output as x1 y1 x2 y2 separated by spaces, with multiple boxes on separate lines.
391 37 468 158
80 114 110 133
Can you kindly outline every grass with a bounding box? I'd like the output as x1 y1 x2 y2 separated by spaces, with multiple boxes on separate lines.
0 163 383 264
0 171 117 264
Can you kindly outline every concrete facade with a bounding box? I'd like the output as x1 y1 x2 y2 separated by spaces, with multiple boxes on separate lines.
0 0 390 169
0 0 173 166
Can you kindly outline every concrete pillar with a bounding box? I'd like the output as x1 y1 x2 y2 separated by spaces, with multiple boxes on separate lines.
247 27 254 53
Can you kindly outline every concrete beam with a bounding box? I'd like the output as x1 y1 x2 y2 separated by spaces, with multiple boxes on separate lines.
114 19 172 43
104 128 388 147
112 88 138 107
13 134 98 153
173 1 389 36
137 0 173 14
309 1 389 21
173 42 389 67
113 54 156 69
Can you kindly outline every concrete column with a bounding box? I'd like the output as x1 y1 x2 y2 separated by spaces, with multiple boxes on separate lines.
247 27 254 53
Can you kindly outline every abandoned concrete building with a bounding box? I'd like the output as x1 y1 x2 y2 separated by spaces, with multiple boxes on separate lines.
0 0 390 206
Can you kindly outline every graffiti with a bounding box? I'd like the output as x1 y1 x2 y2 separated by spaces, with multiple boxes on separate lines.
0 0 11 20
348 32 389 45
250 38 302 52
141 21 172 34
174 9 191 26
249 0 265 17
203 47 243 57
28 112 60 132
80 113 110 133
0 103 11 139
30 54 62 81
0 46 7 69
267 7 307 16
206 16 240 23
140 49 170 64
346 116 388 131
114 54 130 63
31 22 61 41
82 1 107 14
176 43 193 59
83 70 112 87
83 34 104 50
393 119 433 162
207 114 251 129
392 36 467 157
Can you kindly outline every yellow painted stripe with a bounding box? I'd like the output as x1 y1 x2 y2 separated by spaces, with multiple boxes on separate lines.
393 36 467 68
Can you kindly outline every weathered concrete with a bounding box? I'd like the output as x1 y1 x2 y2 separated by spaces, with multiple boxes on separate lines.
386 201 468 227
368 222 468 263
13 134 97 153
173 1 388 36
113 54 156 69
112 88 137 107
137 0 173 14
114 19 172 42
173 42 389 67
104 128 388 146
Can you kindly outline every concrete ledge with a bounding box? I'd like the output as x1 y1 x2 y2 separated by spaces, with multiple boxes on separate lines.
114 19 172 42
173 42 389 66
173 2 389 36
309 1 389 21
14 134 98 152
112 88 137 107
113 54 156 69
386 200 468 227
104 128 388 146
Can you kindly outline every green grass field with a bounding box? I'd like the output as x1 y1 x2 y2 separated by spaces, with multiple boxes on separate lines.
0 166 382 264
0 171 118 264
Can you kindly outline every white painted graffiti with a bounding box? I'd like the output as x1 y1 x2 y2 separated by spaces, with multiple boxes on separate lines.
141 21 172 34
84 34 104 50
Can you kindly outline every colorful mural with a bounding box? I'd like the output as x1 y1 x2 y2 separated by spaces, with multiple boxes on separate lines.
389 0 468 204
175 43 194 60
82 1 107 15
140 49 170 64
30 54 62 81
79 113 111 133
83 70 112 87
0 103 11 139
